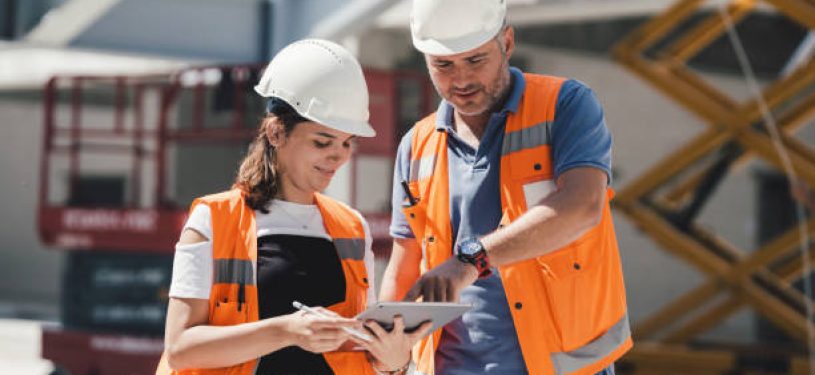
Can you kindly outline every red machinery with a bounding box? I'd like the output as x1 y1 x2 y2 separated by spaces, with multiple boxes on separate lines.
38 64 434 375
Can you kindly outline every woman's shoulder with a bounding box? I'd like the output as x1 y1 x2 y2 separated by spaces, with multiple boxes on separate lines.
195 188 243 204
314 193 357 215
189 189 250 215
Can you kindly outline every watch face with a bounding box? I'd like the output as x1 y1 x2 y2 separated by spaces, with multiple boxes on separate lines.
460 238 482 256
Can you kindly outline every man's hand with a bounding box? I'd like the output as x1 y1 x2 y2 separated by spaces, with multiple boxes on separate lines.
402 257 479 302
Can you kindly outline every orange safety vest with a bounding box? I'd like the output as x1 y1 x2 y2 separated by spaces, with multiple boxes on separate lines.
402 74 632 375
156 189 375 375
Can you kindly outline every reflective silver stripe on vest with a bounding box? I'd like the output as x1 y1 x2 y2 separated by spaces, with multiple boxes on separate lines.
550 312 631 375
214 259 255 285
501 121 551 156
334 238 365 260
409 155 437 182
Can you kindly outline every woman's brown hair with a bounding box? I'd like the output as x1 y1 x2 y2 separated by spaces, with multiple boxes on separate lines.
233 98 308 213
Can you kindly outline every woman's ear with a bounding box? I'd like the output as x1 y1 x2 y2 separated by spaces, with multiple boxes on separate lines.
265 116 285 148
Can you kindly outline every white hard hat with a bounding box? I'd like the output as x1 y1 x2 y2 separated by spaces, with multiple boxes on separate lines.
411 0 507 56
254 39 375 137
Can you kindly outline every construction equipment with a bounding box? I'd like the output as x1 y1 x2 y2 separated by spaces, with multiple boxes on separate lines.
613 0 815 373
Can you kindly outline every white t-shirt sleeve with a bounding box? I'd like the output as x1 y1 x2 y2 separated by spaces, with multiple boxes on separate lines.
183 204 213 240
168 204 214 299
353 209 377 305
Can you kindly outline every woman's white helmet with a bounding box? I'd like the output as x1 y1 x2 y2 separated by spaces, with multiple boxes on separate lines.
254 39 375 137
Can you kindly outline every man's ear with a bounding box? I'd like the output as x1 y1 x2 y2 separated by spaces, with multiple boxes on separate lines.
502 26 515 59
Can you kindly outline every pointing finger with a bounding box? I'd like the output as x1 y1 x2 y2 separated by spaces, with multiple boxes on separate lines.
402 280 423 302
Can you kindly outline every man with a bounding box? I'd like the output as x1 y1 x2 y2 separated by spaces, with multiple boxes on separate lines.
378 0 632 374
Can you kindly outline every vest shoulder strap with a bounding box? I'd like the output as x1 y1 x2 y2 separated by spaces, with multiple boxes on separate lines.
412 112 439 142
314 193 365 239
507 74 566 133
192 189 244 214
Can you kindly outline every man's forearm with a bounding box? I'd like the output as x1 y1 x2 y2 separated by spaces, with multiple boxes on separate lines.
481 169 606 266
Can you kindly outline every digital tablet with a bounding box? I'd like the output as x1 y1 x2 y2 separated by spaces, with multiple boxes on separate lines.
355 302 471 333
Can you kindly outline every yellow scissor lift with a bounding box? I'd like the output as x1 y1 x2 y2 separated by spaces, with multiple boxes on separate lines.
612 0 815 373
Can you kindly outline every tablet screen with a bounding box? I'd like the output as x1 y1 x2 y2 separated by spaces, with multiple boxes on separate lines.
355 302 471 333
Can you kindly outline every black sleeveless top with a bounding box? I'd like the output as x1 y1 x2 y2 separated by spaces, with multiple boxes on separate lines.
254 234 346 375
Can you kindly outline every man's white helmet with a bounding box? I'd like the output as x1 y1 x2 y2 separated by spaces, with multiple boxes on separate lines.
411 0 507 56
254 39 375 137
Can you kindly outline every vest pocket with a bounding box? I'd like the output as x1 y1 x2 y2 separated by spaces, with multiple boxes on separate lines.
210 301 248 327
401 200 427 241
537 245 605 352
343 260 370 312
522 178 556 208
347 264 369 288
509 161 555 210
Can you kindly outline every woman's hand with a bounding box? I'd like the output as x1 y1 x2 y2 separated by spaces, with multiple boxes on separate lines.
284 308 361 353
353 316 433 372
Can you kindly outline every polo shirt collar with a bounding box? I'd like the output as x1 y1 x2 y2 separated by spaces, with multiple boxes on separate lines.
434 67 526 131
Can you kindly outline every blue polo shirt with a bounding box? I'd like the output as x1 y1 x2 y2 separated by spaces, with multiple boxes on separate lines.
390 68 613 374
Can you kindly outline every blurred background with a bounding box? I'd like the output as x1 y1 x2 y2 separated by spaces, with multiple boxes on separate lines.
1 0 815 374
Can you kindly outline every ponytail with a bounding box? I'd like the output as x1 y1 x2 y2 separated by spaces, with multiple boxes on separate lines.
234 98 305 213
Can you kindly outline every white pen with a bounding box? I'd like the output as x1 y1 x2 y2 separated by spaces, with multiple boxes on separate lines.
292 301 373 342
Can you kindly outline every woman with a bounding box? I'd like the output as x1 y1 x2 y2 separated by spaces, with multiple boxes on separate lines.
157 39 430 375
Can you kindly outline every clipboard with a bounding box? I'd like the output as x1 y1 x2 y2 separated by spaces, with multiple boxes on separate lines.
355 302 471 333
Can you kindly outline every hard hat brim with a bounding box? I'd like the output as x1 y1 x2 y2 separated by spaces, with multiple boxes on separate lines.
307 113 377 138
255 87 376 138
412 20 504 56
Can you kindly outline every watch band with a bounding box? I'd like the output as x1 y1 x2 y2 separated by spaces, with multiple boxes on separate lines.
456 237 492 278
